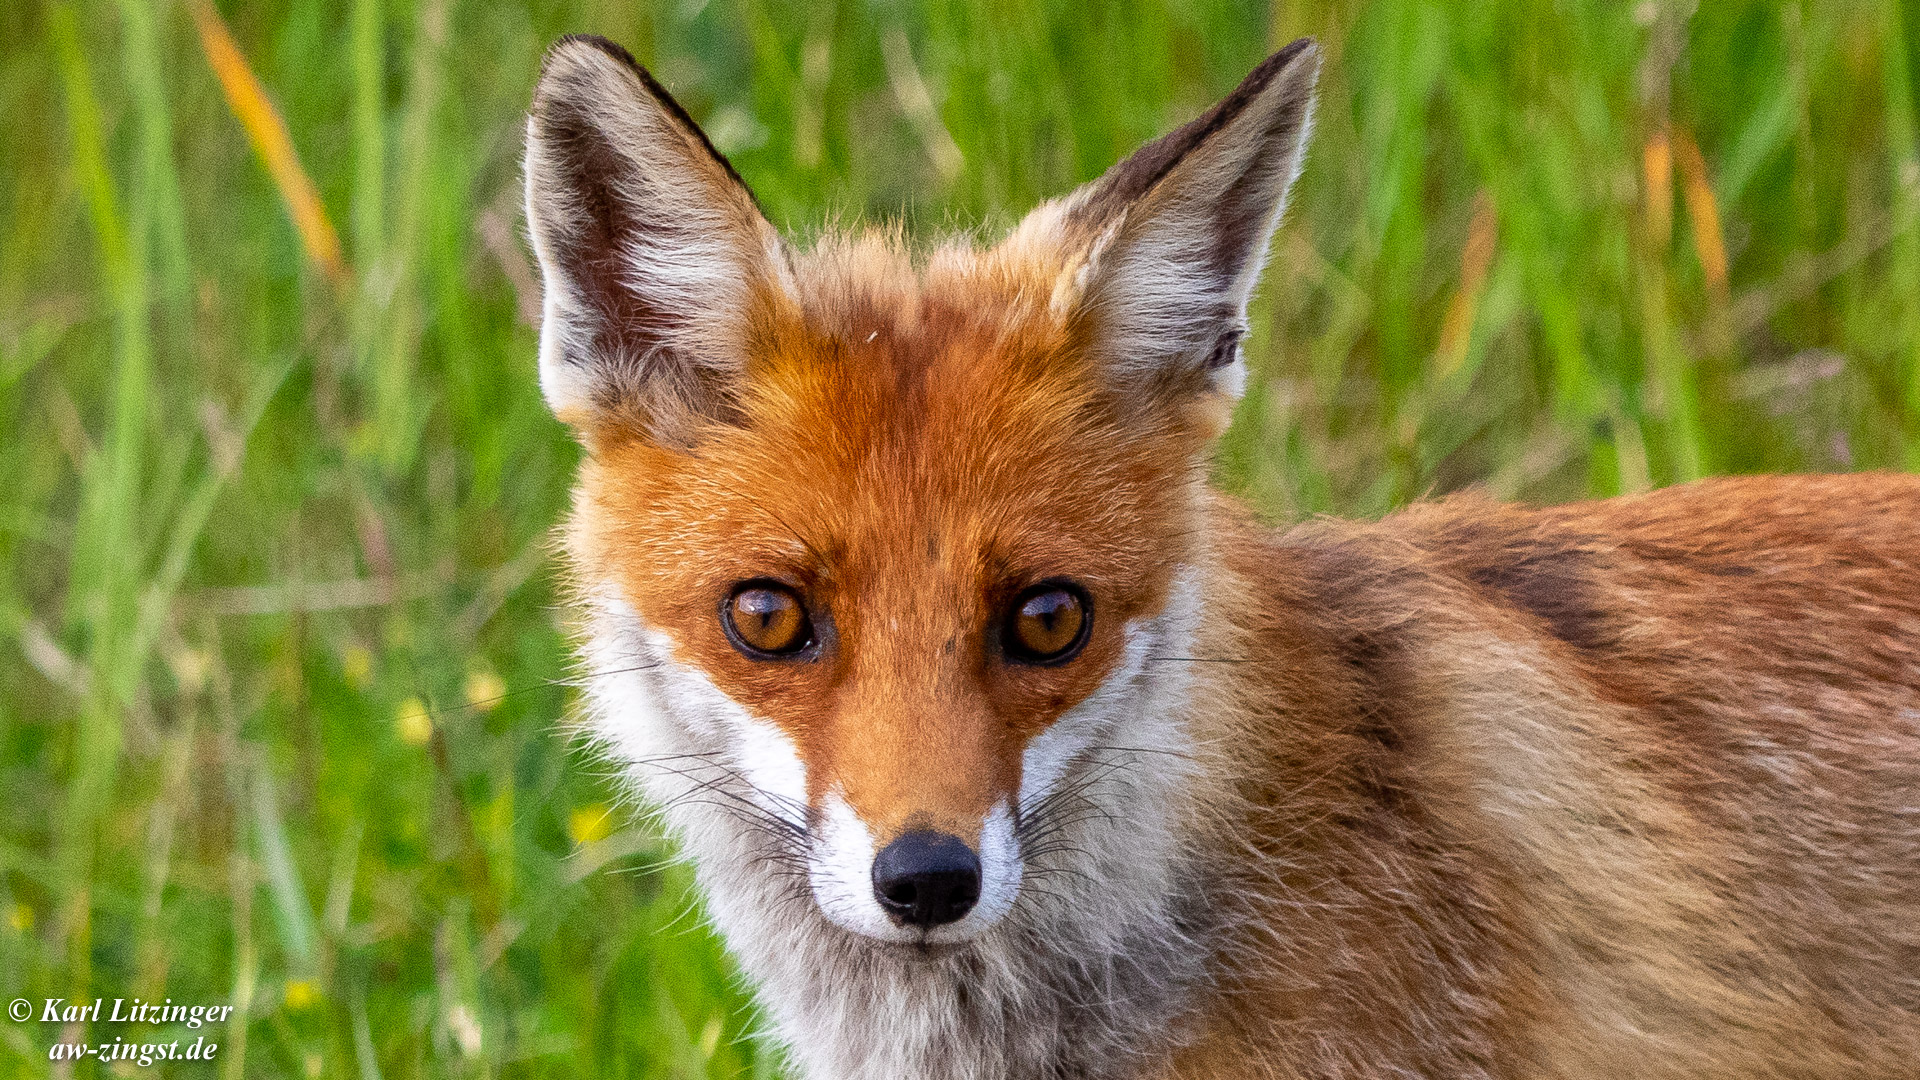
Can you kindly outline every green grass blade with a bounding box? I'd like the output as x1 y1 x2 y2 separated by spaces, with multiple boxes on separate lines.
48 1 152 998
253 775 319 971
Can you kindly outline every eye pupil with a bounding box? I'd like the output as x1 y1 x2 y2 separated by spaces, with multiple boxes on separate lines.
724 584 813 657
1005 584 1090 664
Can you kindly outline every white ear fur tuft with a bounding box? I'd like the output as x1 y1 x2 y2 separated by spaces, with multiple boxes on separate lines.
524 36 790 440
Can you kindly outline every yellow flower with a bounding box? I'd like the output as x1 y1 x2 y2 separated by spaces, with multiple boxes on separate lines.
395 698 433 745
341 645 374 690
284 979 319 1010
568 804 613 847
7 903 32 933
167 647 211 695
464 669 507 712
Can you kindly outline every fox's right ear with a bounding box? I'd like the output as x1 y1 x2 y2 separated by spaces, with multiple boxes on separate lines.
1005 40 1319 432
524 36 791 444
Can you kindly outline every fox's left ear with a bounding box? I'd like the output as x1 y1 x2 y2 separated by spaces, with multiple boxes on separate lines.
1010 40 1320 423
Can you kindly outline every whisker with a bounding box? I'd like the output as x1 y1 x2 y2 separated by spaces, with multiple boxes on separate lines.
1017 757 1138 839
1082 743 1198 762
642 761 808 839
627 751 812 825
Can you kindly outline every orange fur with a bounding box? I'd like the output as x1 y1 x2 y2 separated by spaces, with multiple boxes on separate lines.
528 35 1920 1078
572 233 1209 843
564 232 1920 1073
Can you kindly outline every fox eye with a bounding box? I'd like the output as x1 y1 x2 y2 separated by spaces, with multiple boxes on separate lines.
1003 583 1092 665
723 583 814 658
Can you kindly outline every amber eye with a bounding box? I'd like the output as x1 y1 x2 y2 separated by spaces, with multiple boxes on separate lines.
722 583 814 658
1003 583 1092 665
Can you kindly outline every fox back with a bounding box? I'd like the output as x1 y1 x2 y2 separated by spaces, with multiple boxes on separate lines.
522 35 1920 1079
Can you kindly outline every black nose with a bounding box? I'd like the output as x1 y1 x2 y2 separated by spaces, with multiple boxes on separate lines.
871 830 982 928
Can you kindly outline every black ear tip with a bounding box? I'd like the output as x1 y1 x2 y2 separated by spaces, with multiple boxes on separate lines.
542 34 647 80
1276 35 1319 60
1247 37 1322 93
528 33 759 208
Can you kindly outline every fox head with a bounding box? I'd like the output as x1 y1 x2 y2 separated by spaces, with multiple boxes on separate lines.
526 36 1317 948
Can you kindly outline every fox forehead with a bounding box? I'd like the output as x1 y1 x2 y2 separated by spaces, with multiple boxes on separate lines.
567 232 1207 810
576 230 1207 592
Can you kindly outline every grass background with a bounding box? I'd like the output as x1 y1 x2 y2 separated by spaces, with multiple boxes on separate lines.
2 0 1918 1076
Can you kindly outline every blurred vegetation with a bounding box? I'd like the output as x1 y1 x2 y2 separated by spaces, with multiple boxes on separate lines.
2 0 1917 1076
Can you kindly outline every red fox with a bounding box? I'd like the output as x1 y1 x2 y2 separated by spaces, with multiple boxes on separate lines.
523 34 1920 1079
